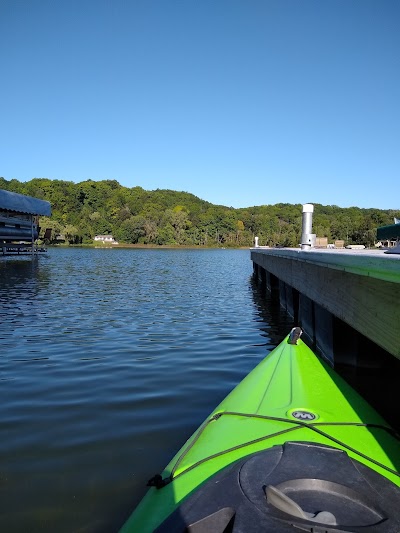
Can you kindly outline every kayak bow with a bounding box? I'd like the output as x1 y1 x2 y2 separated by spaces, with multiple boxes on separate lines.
120 328 400 532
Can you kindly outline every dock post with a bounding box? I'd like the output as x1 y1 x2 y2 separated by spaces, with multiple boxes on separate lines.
301 204 315 250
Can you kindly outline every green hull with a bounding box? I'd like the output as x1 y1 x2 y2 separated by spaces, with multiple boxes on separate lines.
120 332 400 532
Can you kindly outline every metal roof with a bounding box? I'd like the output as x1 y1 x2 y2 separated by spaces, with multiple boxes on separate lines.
0 189 51 216
377 223 400 241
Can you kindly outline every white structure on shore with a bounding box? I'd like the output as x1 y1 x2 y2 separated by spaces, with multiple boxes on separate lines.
94 235 119 244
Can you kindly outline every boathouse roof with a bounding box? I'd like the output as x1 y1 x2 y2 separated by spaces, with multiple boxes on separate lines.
377 222 400 241
0 189 51 216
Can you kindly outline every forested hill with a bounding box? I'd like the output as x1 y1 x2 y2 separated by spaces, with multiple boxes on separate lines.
0 177 397 247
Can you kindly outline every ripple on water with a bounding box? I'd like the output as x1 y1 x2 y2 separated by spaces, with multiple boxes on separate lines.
1 248 294 532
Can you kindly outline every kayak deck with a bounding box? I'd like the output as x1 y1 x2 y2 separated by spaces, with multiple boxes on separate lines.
120 331 400 532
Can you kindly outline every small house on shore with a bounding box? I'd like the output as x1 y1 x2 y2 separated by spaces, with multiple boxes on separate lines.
94 234 119 244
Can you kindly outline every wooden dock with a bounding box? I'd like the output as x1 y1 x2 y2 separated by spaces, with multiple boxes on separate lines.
1 243 47 255
251 247 400 365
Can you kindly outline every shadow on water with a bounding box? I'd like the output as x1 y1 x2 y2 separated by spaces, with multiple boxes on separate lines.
0 257 52 301
248 275 295 347
335 353 400 434
320 362 400 477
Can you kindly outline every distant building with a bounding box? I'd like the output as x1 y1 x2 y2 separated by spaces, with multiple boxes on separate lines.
94 235 119 244
377 221 400 249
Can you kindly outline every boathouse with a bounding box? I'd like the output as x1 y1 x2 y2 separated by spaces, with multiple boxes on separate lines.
377 220 400 248
0 189 51 254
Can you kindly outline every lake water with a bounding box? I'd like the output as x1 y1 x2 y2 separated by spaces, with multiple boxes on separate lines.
0 248 294 532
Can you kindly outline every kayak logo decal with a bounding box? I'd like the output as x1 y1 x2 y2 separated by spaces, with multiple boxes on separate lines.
290 410 317 421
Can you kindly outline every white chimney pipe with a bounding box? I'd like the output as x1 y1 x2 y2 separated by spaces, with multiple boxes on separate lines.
301 204 315 250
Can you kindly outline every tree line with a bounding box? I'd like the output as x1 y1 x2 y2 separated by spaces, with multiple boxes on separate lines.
0 177 397 248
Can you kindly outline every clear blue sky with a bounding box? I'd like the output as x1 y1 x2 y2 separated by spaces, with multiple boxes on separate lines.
1 0 399 209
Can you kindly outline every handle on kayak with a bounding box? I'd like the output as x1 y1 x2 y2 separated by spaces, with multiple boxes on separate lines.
266 485 337 525
288 327 302 345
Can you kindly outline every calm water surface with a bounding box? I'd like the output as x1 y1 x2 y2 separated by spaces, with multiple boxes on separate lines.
1 248 294 532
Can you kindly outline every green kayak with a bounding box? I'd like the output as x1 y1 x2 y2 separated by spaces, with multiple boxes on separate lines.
120 328 400 532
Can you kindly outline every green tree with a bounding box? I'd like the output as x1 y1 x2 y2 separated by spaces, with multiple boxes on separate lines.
64 224 79 244
2 177 398 249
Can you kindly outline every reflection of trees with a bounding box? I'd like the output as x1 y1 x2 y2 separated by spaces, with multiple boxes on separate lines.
0 258 51 305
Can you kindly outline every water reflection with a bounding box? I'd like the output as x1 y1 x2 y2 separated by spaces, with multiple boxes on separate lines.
249 274 295 347
1 248 294 533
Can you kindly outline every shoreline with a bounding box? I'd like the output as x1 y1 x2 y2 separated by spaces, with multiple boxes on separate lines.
45 243 250 250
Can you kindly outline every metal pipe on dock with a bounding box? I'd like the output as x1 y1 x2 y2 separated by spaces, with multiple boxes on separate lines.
301 203 315 250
